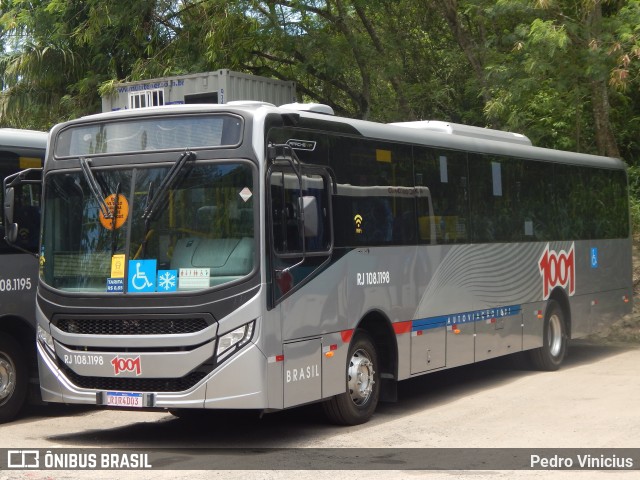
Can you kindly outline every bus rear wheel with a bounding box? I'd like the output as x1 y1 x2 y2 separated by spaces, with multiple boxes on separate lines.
528 300 567 371
322 330 380 425
0 334 28 423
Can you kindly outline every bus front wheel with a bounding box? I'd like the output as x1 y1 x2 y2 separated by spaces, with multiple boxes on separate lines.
528 299 567 371
0 334 28 423
323 330 380 425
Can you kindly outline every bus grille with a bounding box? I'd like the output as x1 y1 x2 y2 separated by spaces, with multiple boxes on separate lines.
55 317 210 336
61 365 207 392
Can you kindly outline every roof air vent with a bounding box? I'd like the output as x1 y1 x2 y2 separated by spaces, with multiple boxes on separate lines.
280 103 335 115
389 120 532 146
226 100 276 107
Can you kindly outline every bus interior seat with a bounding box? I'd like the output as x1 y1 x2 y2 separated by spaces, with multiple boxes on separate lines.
171 237 254 277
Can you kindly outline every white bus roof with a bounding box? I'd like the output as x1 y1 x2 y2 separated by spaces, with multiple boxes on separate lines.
57 103 625 170
389 120 532 146
0 128 47 149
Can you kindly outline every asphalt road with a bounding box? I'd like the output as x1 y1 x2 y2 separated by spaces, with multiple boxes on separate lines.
1 342 639 480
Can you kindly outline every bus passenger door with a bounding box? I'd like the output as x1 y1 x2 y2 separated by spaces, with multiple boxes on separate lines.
267 163 336 406
282 337 322 408
267 164 334 330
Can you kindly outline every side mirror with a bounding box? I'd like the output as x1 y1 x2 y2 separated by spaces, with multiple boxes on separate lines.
4 186 14 225
5 222 18 244
3 186 19 243
301 196 318 238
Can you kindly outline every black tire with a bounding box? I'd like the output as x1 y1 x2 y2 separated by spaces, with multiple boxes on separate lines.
528 300 568 371
323 330 380 426
0 334 28 423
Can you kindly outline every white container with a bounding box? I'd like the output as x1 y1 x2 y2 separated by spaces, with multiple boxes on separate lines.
101 70 296 112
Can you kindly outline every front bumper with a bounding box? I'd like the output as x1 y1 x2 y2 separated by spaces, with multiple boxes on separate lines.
37 340 269 410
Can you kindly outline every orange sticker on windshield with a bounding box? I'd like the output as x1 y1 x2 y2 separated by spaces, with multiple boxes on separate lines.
99 194 129 230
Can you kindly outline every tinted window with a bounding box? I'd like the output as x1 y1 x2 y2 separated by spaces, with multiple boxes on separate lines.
414 147 469 244
267 126 629 245
329 136 416 247
553 164 629 240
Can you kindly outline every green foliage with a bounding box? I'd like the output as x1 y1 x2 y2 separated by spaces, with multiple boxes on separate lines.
481 0 640 159
628 165 640 235
0 0 178 128
0 0 483 127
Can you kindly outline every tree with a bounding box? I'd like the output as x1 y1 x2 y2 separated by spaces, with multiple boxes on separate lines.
0 0 178 129
0 1 486 128
181 0 479 122
477 0 640 158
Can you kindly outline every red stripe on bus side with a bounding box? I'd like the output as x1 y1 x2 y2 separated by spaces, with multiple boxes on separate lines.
341 330 354 343
393 321 412 335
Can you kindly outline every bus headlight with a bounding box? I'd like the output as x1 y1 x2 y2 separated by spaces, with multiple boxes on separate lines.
37 325 56 359
216 321 255 364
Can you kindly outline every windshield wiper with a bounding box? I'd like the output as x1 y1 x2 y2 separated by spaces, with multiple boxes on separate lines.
111 182 121 255
142 150 195 220
79 157 112 219
138 150 195 259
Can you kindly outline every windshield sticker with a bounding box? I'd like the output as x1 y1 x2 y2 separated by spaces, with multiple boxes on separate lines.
354 214 363 234
39 246 46 274
157 270 178 292
107 278 124 293
179 268 210 290
128 259 157 293
239 187 253 202
110 254 126 278
99 193 130 230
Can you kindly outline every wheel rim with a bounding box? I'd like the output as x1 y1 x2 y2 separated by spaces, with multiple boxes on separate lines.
548 313 563 358
0 353 16 405
347 348 375 406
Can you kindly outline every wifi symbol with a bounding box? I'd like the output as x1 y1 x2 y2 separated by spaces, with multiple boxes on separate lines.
354 214 363 234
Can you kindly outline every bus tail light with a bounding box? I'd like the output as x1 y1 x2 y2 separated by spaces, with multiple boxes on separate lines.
216 321 255 363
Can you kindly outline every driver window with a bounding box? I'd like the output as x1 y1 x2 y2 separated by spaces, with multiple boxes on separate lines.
269 167 332 302
270 169 331 256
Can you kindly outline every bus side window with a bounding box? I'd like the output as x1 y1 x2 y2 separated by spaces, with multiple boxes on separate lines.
268 167 333 302
4 182 41 254
15 205 40 253
270 170 331 256
415 148 469 244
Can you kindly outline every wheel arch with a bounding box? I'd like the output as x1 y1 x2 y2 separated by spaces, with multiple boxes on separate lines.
548 287 572 340
0 315 37 378
0 314 36 420
354 309 398 402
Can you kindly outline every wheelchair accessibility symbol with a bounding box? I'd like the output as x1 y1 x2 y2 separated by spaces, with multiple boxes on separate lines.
128 259 157 292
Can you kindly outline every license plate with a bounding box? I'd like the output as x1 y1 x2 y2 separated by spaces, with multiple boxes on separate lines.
105 391 144 408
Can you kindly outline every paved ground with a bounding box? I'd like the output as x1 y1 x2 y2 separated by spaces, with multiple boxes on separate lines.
1 341 638 479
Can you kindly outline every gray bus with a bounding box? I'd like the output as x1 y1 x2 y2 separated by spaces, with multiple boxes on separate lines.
0 128 46 423
7 103 631 425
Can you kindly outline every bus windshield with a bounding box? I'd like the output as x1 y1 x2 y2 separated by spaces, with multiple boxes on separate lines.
40 161 256 293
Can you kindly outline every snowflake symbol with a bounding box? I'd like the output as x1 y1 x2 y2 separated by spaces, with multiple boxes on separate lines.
158 271 176 291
